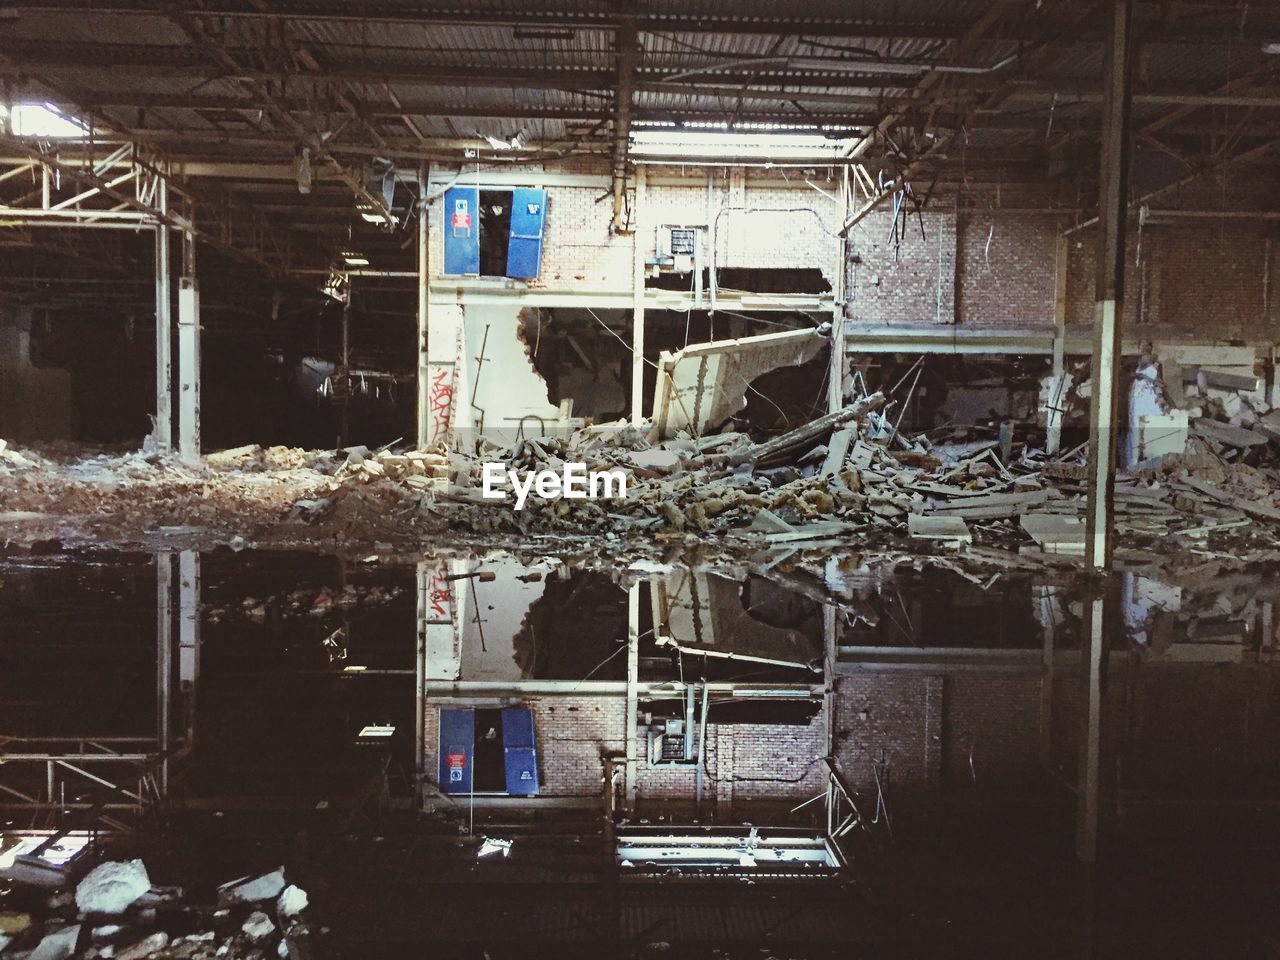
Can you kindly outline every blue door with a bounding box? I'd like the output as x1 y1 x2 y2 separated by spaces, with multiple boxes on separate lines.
442 186 479 276
501 707 539 795
505 188 547 279
439 708 475 794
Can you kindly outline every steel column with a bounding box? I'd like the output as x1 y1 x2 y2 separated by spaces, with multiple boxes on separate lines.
1078 0 1131 866
154 174 172 453
624 583 640 809
178 550 200 745
416 163 431 449
630 166 646 424
156 553 173 795
177 224 200 462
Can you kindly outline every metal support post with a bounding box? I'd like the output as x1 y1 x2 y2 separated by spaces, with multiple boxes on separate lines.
1078 0 1132 865
416 163 431 449
624 583 640 809
177 223 200 462
630 166 647 425
156 553 173 796
154 174 172 453
178 550 200 746
414 561 427 808
1047 233 1068 455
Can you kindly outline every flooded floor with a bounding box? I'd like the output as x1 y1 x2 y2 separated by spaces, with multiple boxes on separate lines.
1 547 1279 958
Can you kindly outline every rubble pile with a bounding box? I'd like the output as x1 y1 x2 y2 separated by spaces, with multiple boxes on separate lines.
0 861 319 960
8 356 1280 562
203 581 405 624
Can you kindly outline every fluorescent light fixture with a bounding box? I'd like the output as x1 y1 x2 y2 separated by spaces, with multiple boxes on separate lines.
343 664 368 673
630 125 857 160
357 724 395 738
340 251 370 267
1 102 91 138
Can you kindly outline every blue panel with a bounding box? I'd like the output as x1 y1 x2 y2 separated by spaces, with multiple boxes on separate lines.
505 188 547 280
439 708 474 794
501 707 539 796
442 187 480 276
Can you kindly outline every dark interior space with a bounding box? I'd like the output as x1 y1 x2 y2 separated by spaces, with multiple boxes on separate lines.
513 570 628 680
479 188 513 277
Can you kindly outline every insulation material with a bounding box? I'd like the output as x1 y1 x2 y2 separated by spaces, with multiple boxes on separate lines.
650 328 826 439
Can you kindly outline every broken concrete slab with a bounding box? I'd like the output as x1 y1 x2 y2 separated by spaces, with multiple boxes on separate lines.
28 925 80 960
218 868 286 906
908 513 972 544
74 860 151 916
1020 513 1086 555
650 327 827 439
1192 418 1267 448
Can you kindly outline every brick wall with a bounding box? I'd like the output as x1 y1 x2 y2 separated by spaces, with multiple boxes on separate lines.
850 203 1277 336
428 162 843 292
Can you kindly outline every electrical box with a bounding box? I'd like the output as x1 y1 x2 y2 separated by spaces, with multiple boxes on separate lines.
648 717 696 766
652 225 702 274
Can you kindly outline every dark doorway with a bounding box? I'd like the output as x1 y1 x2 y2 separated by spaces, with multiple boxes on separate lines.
472 707 506 792
479 189 513 277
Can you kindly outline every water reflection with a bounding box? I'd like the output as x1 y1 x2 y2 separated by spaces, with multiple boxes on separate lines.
1 548 1278 952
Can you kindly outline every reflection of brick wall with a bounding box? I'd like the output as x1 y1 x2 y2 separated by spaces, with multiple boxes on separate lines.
1051 667 1280 785
421 696 826 803
942 675 1043 784
833 674 1046 794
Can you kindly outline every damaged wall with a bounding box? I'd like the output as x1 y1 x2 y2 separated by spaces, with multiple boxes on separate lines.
461 304 560 440
651 327 827 438
427 162 844 292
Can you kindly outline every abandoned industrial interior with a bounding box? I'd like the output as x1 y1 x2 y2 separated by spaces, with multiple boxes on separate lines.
2 0 1280 957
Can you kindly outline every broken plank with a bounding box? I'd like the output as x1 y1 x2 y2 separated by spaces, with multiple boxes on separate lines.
1191 418 1268 448
820 427 857 477
1179 475 1280 522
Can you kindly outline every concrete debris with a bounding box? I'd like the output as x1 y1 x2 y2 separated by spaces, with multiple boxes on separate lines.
28 924 80 960
9 348 1280 564
115 931 170 960
75 860 152 916
275 886 308 918
241 912 275 942
217 869 285 907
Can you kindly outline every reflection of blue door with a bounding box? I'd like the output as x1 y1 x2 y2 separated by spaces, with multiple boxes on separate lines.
442 187 480 276
439 708 474 794
502 707 539 795
505 188 547 279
